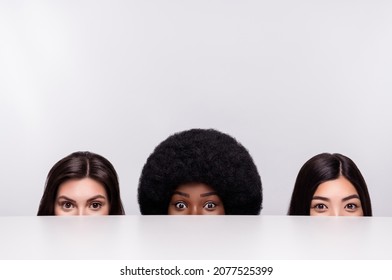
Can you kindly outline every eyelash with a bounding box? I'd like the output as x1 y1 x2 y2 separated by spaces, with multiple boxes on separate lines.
203 201 217 210
345 203 359 211
172 201 219 210
60 201 103 210
312 203 360 212
61 201 74 210
173 201 187 209
89 202 103 210
312 204 327 211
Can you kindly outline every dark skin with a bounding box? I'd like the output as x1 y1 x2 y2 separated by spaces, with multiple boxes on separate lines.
168 183 225 215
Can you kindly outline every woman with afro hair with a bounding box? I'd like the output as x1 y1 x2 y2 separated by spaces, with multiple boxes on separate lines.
138 129 263 215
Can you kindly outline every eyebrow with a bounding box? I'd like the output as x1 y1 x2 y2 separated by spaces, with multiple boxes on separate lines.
200 191 218 197
312 196 329 202
56 195 107 203
312 194 361 202
173 191 189 198
56 196 76 203
172 191 219 198
342 194 360 202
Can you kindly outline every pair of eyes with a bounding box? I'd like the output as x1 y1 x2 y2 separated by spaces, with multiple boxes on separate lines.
173 201 218 210
60 201 103 210
312 203 360 212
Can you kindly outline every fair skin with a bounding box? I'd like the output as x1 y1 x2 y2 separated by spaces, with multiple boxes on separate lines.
54 178 110 216
168 183 225 215
310 176 363 216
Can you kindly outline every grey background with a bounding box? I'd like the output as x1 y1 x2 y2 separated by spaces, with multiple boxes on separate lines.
1 0 391 216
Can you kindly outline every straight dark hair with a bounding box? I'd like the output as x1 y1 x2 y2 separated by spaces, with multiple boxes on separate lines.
37 151 124 215
288 153 372 216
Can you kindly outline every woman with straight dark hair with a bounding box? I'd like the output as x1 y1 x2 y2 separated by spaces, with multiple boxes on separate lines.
288 153 372 216
38 151 125 216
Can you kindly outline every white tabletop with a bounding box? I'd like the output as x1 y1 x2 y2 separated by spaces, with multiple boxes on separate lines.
1 215 391 260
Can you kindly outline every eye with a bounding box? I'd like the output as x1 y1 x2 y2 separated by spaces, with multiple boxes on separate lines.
312 204 328 211
174 201 187 209
89 202 103 210
204 201 217 210
62 201 74 209
345 203 359 211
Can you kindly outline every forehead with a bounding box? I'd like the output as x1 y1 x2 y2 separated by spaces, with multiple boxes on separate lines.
57 178 107 198
314 176 359 198
174 183 217 197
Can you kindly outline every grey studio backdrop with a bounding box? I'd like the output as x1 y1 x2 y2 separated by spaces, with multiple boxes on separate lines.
1 0 391 216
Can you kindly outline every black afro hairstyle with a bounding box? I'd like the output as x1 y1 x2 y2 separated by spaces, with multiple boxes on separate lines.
138 128 263 215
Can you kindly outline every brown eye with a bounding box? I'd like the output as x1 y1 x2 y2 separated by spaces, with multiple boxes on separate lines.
174 201 187 209
345 203 358 211
62 202 74 209
90 202 102 210
313 204 327 211
204 201 217 210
